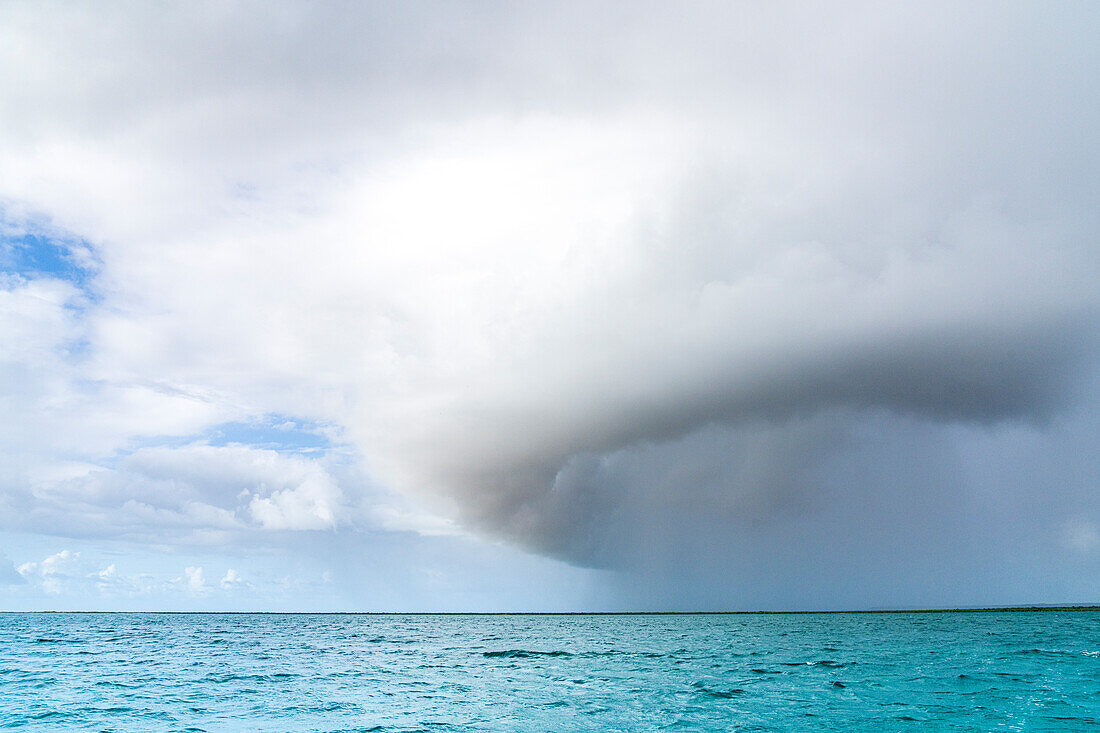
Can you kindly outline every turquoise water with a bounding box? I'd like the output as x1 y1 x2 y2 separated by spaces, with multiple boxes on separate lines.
1 611 1097 731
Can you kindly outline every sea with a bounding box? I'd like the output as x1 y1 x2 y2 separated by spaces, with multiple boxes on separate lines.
1 610 1097 731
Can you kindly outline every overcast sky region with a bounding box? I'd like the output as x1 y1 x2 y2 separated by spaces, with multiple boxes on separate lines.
1 1 1099 611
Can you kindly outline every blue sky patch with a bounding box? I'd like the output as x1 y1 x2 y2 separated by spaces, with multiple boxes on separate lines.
1 213 101 363
116 414 339 460
1 231 96 286
205 415 336 454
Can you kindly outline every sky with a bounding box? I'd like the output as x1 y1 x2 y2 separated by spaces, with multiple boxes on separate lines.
1 1 1098 611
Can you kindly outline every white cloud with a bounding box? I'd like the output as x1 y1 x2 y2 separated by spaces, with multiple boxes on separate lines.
181 566 206 594
8 443 351 543
220 568 247 590
95 563 117 581
248 474 339 531
89 563 149 597
17 550 79 594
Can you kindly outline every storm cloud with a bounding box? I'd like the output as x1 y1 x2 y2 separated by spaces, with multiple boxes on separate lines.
2 1 1098 608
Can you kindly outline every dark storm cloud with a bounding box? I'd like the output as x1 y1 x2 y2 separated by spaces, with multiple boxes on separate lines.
424 309 1097 557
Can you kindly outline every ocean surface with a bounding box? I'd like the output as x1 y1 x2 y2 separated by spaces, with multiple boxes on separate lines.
1 611 1098 731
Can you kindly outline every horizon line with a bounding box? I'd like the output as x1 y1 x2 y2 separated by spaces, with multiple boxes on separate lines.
5 604 1100 615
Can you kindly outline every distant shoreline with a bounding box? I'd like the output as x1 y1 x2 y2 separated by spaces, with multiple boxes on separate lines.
5 605 1099 615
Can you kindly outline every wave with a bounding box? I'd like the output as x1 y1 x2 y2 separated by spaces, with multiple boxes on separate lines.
692 681 744 699
482 649 573 658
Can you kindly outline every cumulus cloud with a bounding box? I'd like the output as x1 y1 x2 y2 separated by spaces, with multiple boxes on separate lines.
89 563 150 597
247 474 340 531
180 566 207 595
220 568 248 591
7 443 348 543
1 1 1098 607
18 550 79 594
